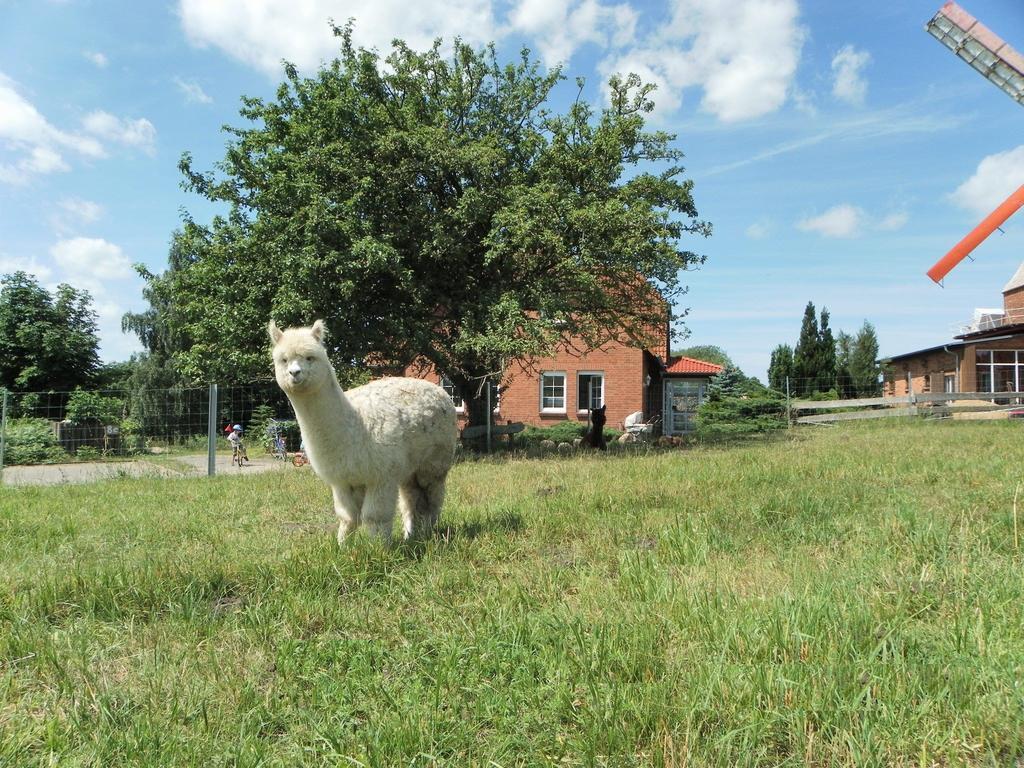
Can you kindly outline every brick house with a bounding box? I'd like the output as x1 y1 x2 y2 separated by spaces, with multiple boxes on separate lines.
883 262 1024 396
403 321 724 436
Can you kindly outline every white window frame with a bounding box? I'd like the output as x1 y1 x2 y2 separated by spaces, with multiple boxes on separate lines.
440 376 465 413
576 371 605 413
540 371 567 413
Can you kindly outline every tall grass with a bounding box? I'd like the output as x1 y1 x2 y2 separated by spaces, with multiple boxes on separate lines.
0 419 1021 766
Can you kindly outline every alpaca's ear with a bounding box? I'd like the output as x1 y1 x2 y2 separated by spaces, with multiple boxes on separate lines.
311 319 327 343
268 320 283 344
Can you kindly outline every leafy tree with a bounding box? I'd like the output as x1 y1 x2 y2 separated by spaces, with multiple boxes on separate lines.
140 28 710 425
0 271 100 393
65 389 125 425
672 344 733 368
834 330 855 398
767 343 793 392
849 321 881 396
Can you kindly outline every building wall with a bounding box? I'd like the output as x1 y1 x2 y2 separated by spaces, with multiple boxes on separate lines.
884 334 1024 394
404 337 653 429
1004 287 1024 312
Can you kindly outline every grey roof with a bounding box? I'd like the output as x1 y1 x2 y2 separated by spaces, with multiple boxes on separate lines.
1004 261 1024 293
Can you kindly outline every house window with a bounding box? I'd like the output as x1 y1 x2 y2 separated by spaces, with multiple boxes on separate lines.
975 349 1020 393
577 372 604 412
442 377 500 413
541 372 566 412
944 374 956 393
440 376 464 412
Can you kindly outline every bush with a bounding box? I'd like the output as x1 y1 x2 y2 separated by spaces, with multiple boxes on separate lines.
75 445 101 461
696 392 788 439
66 389 125 425
519 420 620 449
3 418 67 465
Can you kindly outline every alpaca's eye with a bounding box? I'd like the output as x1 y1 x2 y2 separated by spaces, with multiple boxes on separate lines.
306 356 313 362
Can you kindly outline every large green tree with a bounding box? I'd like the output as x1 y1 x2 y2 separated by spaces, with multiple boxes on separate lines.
767 343 793 392
791 302 819 396
0 271 100 392
138 28 710 424
849 320 881 396
672 344 733 368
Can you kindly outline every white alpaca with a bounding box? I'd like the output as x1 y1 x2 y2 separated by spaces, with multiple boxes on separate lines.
268 319 458 543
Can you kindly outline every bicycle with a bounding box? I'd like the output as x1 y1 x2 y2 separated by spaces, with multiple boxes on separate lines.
232 442 246 468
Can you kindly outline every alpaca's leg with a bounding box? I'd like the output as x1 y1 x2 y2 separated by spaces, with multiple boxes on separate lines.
332 485 363 545
399 482 421 540
421 477 448 534
361 482 398 543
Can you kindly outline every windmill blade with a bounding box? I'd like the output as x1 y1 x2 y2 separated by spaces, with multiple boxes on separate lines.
927 185 1024 284
926 2 1024 105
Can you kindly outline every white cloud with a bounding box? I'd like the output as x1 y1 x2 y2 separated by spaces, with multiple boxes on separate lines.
877 210 908 231
950 145 1024 216
831 44 870 106
507 0 637 66
746 217 772 239
82 111 157 154
795 203 909 238
84 51 109 68
173 76 213 104
50 237 133 281
50 197 104 233
797 204 864 238
45 238 143 362
600 0 805 122
0 253 54 282
0 72 105 184
178 0 498 77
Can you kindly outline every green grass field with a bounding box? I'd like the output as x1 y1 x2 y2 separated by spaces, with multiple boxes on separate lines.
1 420 1022 766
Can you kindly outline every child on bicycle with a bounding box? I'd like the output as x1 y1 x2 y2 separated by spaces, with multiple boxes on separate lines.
227 424 249 464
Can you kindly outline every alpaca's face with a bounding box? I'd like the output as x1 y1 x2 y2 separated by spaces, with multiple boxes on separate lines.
269 323 332 395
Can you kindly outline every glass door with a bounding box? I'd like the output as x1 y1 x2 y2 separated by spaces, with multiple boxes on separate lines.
663 380 705 435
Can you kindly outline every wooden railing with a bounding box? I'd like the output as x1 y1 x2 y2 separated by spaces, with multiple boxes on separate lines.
791 392 1024 424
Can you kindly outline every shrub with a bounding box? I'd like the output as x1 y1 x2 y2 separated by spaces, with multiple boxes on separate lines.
696 392 788 439
65 389 125 425
75 445 101 461
3 418 67 465
519 420 620 449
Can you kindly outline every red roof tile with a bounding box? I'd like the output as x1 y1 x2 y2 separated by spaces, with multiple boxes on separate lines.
665 356 724 375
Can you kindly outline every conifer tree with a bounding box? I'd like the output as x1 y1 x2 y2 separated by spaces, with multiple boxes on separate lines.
792 302 819 396
767 343 794 392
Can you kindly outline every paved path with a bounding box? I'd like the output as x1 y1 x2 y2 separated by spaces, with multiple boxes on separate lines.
0 454 290 487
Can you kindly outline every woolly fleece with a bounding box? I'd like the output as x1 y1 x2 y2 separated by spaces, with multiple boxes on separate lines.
269 320 458 543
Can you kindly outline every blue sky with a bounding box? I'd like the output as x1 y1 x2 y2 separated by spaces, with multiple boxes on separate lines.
2 0 1023 380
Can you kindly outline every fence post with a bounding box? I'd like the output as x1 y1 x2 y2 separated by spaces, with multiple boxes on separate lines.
485 379 492 453
785 376 791 426
207 383 218 477
0 388 8 483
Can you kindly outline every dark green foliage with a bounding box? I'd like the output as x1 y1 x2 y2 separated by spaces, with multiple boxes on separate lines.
3 418 67 465
0 271 100 394
816 309 837 394
65 390 125 425
139 28 709 423
767 343 793 392
696 391 787 438
705 363 745 400
849 321 881 396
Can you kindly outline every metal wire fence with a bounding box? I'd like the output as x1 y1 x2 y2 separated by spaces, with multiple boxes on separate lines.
0 383 301 482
